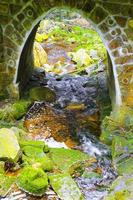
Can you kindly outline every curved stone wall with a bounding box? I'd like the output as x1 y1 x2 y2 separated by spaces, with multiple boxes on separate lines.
0 0 133 107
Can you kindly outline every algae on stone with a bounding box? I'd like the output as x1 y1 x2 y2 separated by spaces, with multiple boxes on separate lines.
49 173 84 200
17 166 48 196
0 128 20 162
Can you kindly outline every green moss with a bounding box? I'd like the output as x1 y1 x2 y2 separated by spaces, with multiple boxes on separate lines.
17 166 48 196
48 148 94 173
23 156 53 172
29 87 56 102
49 173 84 200
33 157 53 171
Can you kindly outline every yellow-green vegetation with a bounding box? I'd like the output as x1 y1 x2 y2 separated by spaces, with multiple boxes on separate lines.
17 166 48 196
49 173 84 200
29 87 56 102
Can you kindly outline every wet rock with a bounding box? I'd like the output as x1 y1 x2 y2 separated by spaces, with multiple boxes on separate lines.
29 87 56 102
49 173 84 200
17 166 48 196
48 148 95 174
24 102 77 148
0 128 20 162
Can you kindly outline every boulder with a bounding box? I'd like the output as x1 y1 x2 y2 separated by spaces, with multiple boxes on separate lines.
0 128 20 162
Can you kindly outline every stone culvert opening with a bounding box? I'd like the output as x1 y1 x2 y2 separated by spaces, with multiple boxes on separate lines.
1 1 132 107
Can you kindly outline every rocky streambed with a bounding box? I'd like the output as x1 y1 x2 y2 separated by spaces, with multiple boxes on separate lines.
0 70 133 200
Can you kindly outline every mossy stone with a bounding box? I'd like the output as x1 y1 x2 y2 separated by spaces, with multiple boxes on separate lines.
48 148 95 173
49 173 84 200
17 166 48 196
20 140 48 158
0 99 31 122
104 175 133 200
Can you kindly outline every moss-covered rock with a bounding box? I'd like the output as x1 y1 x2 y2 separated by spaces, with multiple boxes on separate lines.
100 106 133 145
104 175 133 200
29 87 56 102
0 100 31 122
48 148 95 173
20 140 48 158
111 134 133 175
49 173 84 200
17 166 48 196
0 128 20 162
23 156 53 172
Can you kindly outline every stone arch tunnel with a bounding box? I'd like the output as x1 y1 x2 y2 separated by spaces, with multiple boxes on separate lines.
0 0 133 107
